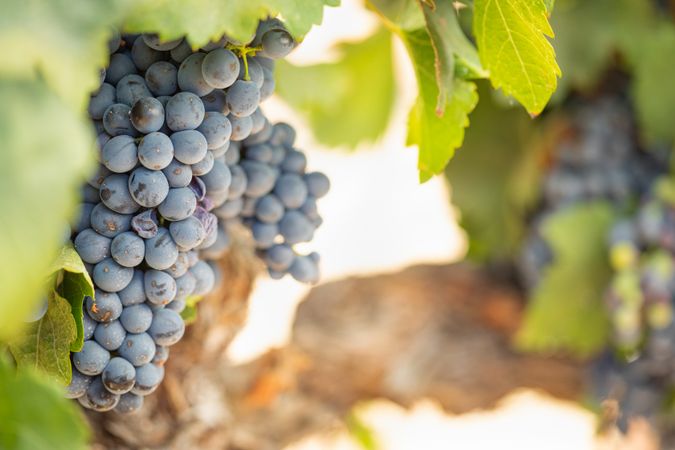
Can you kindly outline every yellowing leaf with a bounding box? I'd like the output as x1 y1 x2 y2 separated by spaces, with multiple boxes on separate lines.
473 0 560 114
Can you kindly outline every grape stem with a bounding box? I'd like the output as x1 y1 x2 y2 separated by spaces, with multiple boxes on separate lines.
226 44 263 82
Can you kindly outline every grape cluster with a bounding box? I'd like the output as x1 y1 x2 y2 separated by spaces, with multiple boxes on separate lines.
66 20 328 413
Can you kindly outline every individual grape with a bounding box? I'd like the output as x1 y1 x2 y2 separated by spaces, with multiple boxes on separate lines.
83 309 97 340
190 261 215 296
82 184 102 203
144 228 179 270
116 74 152 107
94 320 126 351
114 392 144 414
101 135 138 173
251 221 278 249
238 57 264 88
131 97 165 134
142 34 182 51
264 244 295 272
144 61 178 96
118 333 156 366
228 114 253 141
269 122 296 146
244 120 273 146
151 346 170 366
213 198 243 219
259 67 275 101
226 80 260 117
304 172 330 198
225 141 241 166
261 29 295 59
89 83 116 120
166 92 205 131
201 48 240 89
200 160 232 195
274 174 308 209
100 174 141 214
90 203 132 238
166 298 186 313
289 254 319 283
228 165 247 199
166 252 190 278
245 144 274 163
148 309 185 346
131 209 159 239
137 131 173 169
255 194 284 223
111 231 145 267
120 303 153 334
191 151 215 176
169 216 205 249
174 271 196 300
240 197 257 217
197 112 232 149
78 377 119 412
249 108 266 134
278 211 314 244
86 290 123 323
73 340 111 376
65 368 92 399
200 226 229 259
128 167 170 208
131 38 166 71
144 270 177 305
106 53 137 85
280 149 307 173
171 129 208 164
103 103 136 137
93 258 134 293
170 40 193 63
132 363 164 395
102 357 136 395
162 159 193 187
74 229 111 264
118 270 145 306
201 89 229 113
241 160 276 197
200 35 230 51
177 52 213 96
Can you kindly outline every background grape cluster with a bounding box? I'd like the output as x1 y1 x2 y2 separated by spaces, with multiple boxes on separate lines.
65 20 329 414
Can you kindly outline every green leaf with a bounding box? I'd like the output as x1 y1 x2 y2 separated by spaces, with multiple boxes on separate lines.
0 0 128 110
9 292 77 386
181 295 204 324
473 0 560 115
403 28 478 182
0 357 89 450
124 0 339 47
275 28 395 148
516 202 614 357
446 81 538 261
346 410 379 450
0 77 93 343
52 246 94 352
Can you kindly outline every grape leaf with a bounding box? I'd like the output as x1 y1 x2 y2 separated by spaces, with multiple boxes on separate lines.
0 77 93 343
473 0 560 115
0 0 128 110
52 246 94 352
181 295 204 324
0 357 89 450
516 202 614 357
124 0 339 48
9 291 77 386
275 28 395 148
403 28 479 182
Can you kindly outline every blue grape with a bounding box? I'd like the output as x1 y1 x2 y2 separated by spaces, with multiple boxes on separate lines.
174 271 196 300
260 67 275 101
169 216 205 250
152 346 170 366
255 194 284 223
241 197 257 217
82 184 102 203
24 297 48 322
171 129 208 164
144 227 179 270
227 165 247 199
264 244 295 272
261 29 295 59
74 228 111 264
200 226 229 259
244 120 273 146
280 149 307 173
118 332 156 366
100 174 141 214
166 252 190 278
238 57 264 88
89 83 116 120
103 103 136 137
229 114 252 141
145 61 178 96
102 357 136 394
270 122 296 147
304 172 330 198
289 254 319 284
170 40 193 63
190 261 215 296
93 258 134 293
200 35 230 51
83 310 97 340
225 141 241 166
106 53 137 85
251 221 278 249
138 132 173 170
202 48 240 89
274 174 308 209
142 34 182 51
131 97 165 134
201 89 229 113
120 303 153 333
144 270 177 305
65 368 92 399
78 377 119 412
73 340 111 376
214 198 243 220
166 92 205 131
245 144 274 163
177 52 213 96
90 203 132 238
115 392 144 414
241 160 276 197
148 308 185 346
249 108 266 134
162 159 193 187
87 290 123 323
111 231 145 267
166 298 186 313
116 74 152 107
226 80 260 117
278 211 314 244
117 271 145 308
191 151 215 176
94 320 126 351
131 38 165 71
132 363 164 395
197 112 232 149
128 167 170 208
200 160 232 195
101 135 138 173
